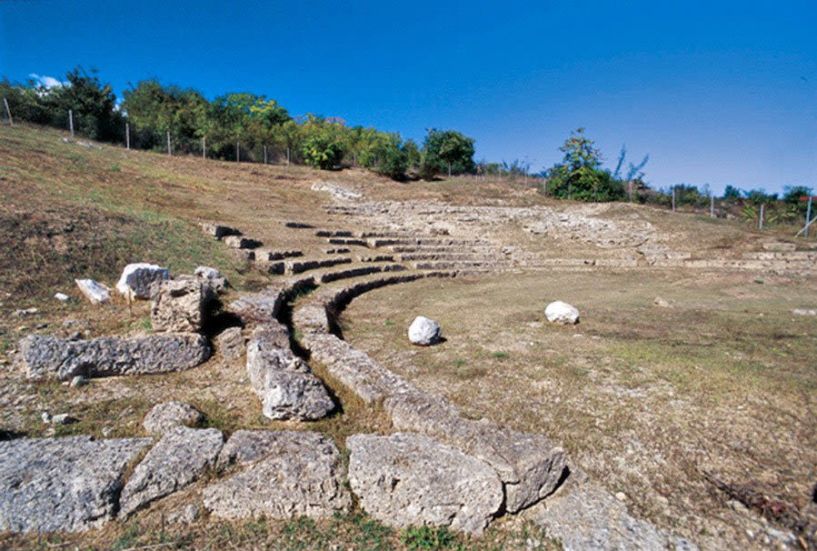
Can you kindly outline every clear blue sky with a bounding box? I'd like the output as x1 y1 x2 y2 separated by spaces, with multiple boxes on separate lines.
1 0 815 193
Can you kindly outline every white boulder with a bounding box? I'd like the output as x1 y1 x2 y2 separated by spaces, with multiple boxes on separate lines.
545 301 580 325
75 279 110 305
408 316 441 346
115 263 170 299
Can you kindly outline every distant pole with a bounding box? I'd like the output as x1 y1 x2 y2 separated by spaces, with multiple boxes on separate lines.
166 131 171 155
710 195 715 218
2 97 12 126
758 203 764 231
125 123 130 150
286 147 290 166
671 187 676 212
68 109 74 137
628 181 633 202
236 141 240 163
806 197 813 238
263 145 268 164
448 161 452 178
202 136 206 159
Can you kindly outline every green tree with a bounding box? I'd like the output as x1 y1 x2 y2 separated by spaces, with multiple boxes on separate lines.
722 185 742 200
421 129 475 179
545 128 624 201
299 115 346 169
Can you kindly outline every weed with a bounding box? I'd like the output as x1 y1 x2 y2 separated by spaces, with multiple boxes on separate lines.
401 526 459 550
492 351 509 360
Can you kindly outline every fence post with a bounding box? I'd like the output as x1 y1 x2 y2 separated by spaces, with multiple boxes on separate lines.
236 141 240 163
68 109 74 137
671 187 676 212
2 97 12 126
202 136 206 159
758 204 764 231
125 123 130 150
286 147 290 166
166 131 171 155
263 145 268 164
710 195 715 218
806 197 813 238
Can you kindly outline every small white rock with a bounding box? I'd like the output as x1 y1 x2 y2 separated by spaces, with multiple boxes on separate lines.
194 266 221 280
75 279 111 304
54 292 70 302
408 316 442 346
70 375 88 388
52 413 78 425
792 308 817 317
544 301 580 324
41 412 52 424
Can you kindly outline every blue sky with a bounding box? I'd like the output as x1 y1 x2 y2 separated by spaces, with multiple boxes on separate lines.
1 0 815 193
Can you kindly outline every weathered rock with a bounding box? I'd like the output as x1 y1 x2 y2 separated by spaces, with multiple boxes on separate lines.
524 473 678 550
216 326 245 360
204 430 350 520
142 401 204 435
199 222 241 239
229 290 286 324
654 296 671 308
223 235 261 249
347 432 503 535
166 503 199 524
70 375 88 388
195 266 228 293
384 389 567 513
0 435 151 533
54 292 69 302
246 327 333 420
792 308 817 317
545 301 580 324
116 263 170 299
408 316 442 345
19 333 210 381
51 413 78 425
75 279 111 304
119 426 223 517
150 279 213 333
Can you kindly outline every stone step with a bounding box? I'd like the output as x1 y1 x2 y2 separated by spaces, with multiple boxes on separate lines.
324 247 351 254
369 238 487 248
413 261 498 270
388 245 496 254
358 254 396 263
398 253 498 262
327 238 368 247
285 257 353 275
316 230 354 238
318 264 406 284
742 251 817 260
284 221 315 229
256 249 303 261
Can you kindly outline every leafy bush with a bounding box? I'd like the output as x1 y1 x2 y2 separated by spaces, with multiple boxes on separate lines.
421 129 475 179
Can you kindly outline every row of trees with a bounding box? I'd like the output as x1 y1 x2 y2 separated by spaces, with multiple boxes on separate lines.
0 68 476 181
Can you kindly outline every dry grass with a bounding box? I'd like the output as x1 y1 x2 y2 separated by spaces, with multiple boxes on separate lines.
342 270 817 547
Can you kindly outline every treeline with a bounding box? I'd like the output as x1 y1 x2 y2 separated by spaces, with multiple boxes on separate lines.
0 67 476 180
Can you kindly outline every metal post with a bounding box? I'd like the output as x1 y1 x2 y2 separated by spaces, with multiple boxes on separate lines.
236 141 240 163
263 145 268 164
671 187 676 212
202 136 206 159
806 197 813 238
758 204 764 231
166 131 171 155
2 97 12 126
68 109 74 137
125 123 130 150
710 195 715 218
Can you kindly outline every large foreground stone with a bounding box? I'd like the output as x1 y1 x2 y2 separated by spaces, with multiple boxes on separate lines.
347 432 503 535
120 427 223 517
19 333 211 381
150 279 213 333
0 436 151 533
384 389 567 513
246 326 333 420
116 263 170 299
525 474 681 550
204 430 350 520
